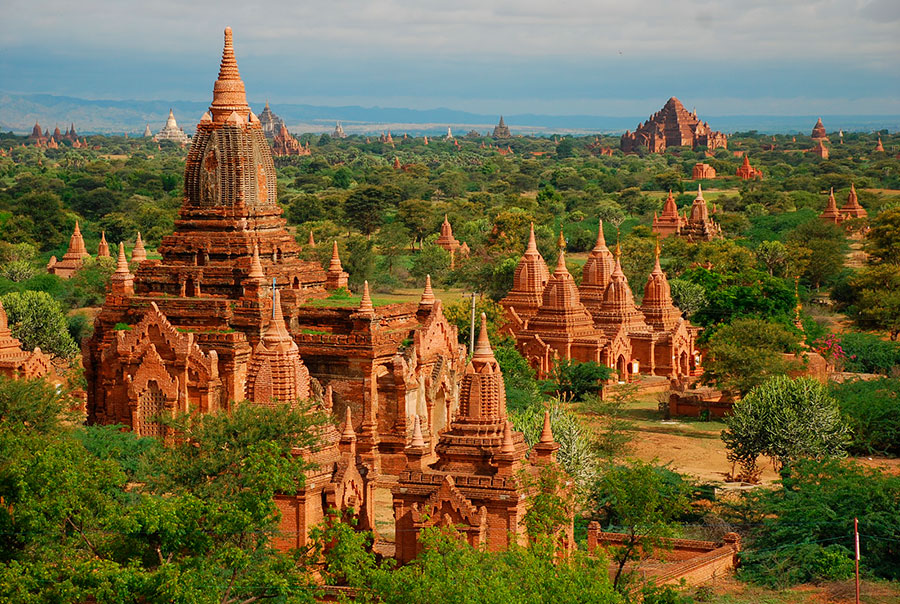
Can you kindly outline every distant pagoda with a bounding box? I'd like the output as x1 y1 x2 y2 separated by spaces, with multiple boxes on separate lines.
811 117 828 141
153 109 190 144
258 101 286 139
621 97 727 153
492 116 511 139
332 121 347 138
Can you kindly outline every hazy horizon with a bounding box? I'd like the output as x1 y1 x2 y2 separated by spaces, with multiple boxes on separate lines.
1 1 898 119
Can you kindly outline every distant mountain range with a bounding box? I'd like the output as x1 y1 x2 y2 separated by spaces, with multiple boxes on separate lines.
1 92 898 136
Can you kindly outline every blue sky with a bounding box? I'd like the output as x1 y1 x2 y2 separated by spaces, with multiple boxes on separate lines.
1 0 898 116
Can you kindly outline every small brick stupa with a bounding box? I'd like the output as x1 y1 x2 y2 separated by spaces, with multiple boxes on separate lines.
499 223 551 330
839 184 867 219
621 98 727 153
47 222 91 278
0 300 52 380
393 313 571 563
97 232 110 258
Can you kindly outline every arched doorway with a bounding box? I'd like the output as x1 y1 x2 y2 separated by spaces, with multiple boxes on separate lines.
292 276 300 289
185 277 197 297
617 355 627 383
680 351 689 376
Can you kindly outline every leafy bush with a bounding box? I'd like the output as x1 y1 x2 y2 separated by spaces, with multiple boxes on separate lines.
722 376 849 478
840 332 900 375
544 359 613 401
1 290 79 358
831 378 900 455
735 459 900 586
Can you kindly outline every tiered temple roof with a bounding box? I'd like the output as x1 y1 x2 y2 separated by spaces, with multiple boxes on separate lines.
272 124 310 156
621 97 727 153
679 185 721 241
579 222 615 316
499 224 551 327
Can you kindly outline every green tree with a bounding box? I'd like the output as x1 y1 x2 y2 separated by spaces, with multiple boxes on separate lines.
375 222 410 275
344 185 394 235
865 206 900 264
668 279 706 318
722 376 849 479
848 264 900 340
397 199 435 249
1 290 79 359
831 377 900 455
544 359 613 401
703 318 801 394
409 243 451 285
591 461 692 591
344 235 375 290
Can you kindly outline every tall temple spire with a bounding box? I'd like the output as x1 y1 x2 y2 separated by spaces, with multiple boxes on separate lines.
500 222 551 321
110 242 134 295
210 27 250 122
580 220 616 315
329 241 343 272
526 222 538 252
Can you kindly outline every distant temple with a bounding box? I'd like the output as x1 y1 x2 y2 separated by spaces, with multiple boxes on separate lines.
621 98 727 153
258 101 286 139
28 121 82 147
875 137 885 153
153 109 190 144
492 116 511 139
735 155 762 180
332 121 347 138
143 124 152 138
692 163 716 179
271 124 311 156
652 187 720 241
811 118 828 141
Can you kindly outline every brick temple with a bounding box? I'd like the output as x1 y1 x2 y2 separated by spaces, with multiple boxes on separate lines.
621 98 727 154
84 28 496 552
501 226 701 382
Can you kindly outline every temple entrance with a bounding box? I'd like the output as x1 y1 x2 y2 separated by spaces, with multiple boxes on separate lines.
680 351 689 375
292 277 300 289
616 355 627 383
136 381 165 437
185 277 197 297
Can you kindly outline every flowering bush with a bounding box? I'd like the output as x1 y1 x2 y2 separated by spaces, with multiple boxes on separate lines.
812 334 846 371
